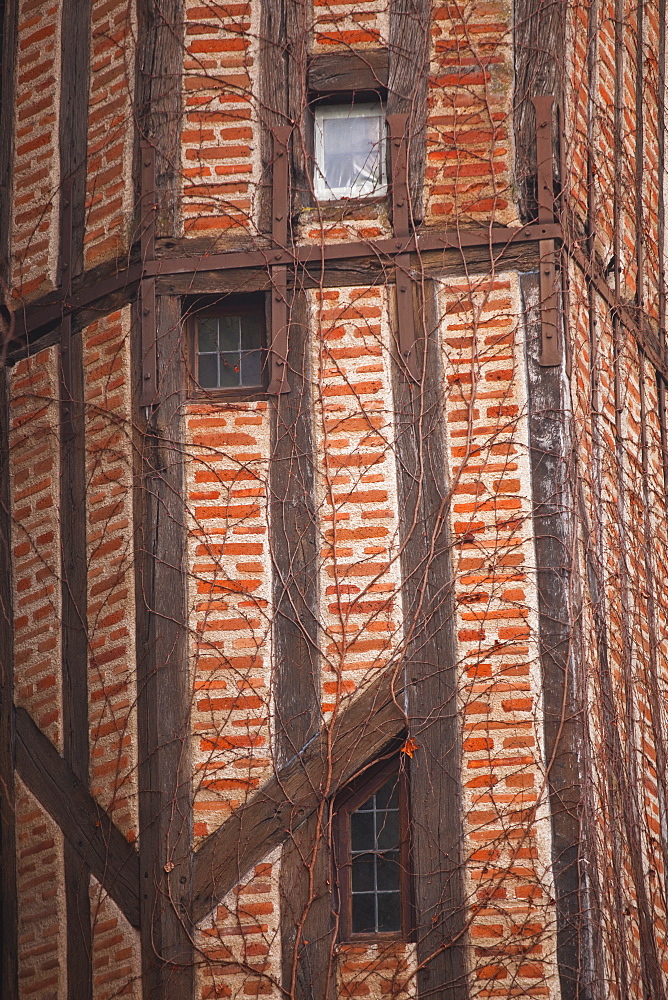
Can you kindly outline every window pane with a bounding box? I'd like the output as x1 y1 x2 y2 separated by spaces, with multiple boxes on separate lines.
198 353 218 388
241 313 262 350
352 856 375 892
219 352 241 387
377 893 401 933
240 350 262 386
351 811 374 851
375 779 399 811
352 893 376 934
218 315 241 352
198 319 218 354
376 810 399 851
376 853 400 891
322 113 383 194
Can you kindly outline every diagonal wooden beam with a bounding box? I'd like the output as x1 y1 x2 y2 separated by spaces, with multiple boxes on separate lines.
14 706 141 927
191 667 405 924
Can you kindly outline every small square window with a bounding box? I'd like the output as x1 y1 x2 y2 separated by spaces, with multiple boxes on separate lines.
314 103 387 202
189 302 266 395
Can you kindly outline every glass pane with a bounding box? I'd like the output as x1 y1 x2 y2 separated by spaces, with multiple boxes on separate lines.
219 352 241 387
241 313 262 350
218 315 241 352
240 351 262 386
376 853 400 891
352 893 376 934
375 779 399 811
198 318 218 354
351 856 375 892
377 893 401 933
351 811 374 851
356 790 375 812
376 810 399 850
198 353 218 388
322 113 382 193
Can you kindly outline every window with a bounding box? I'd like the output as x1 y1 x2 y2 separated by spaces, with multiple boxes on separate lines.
335 760 411 939
313 103 386 202
188 299 266 395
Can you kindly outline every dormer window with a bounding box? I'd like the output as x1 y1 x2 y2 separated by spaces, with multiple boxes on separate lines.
313 103 387 202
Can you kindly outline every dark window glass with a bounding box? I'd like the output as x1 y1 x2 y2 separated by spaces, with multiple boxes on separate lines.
350 776 402 934
196 312 264 390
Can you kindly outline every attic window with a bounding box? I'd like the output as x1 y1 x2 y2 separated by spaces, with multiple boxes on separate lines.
313 103 386 202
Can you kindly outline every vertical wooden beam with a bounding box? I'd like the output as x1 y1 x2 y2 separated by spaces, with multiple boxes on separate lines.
512 0 565 222
387 113 418 381
1 2 19 994
392 282 467 1000
521 274 589 1000
135 3 191 994
134 297 193 1000
387 0 430 222
270 290 330 1000
135 0 183 235
0 369 18 1000
58 0 93 991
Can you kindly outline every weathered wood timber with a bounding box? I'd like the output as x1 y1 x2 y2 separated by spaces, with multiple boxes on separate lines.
308 48 389 93
14 706 141 927
271 291 319 765
0 0 17 283
59 7 93 987
269 290 331 999
392 281 467 1000
513 0 565 221
58 0 90 280
521 273 589 1000
135 0 183 235
133 296 194 999
0 370 18 1000
388 0 430 221
59 319 92 1000
191 666 405 924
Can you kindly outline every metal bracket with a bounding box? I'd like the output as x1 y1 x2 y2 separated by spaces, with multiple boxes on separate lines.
267 127 291 395
532 96 561 367
387 114 418 381
139 141 157 406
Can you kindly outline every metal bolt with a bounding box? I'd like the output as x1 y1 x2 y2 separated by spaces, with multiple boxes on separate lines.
144 373 152 380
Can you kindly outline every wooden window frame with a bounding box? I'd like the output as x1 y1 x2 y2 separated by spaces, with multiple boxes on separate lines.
185 294 269 401
334 757 412 943
303 48 389 210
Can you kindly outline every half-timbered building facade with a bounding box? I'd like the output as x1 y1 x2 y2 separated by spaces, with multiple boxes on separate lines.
1 1 668 998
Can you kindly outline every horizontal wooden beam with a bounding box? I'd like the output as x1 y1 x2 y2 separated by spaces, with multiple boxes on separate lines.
15 706 141 927
8 223 559 351
191 667 405 924
308 48 389 93
148 223 561 277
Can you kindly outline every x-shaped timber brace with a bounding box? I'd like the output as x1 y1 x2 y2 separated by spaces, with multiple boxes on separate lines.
6 99 565 930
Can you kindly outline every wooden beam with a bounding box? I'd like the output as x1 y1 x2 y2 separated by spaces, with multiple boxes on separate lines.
520 273 587 1000
133 296 193 998
191 666 405 924
308 49 389 94
14 706 141 927
513 0 565 222
0 0 17 281
392 281 467 1000
0 370 18 1000
59 0 93 988
269 291 331 999
135 0 183 235
388 0 430 221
